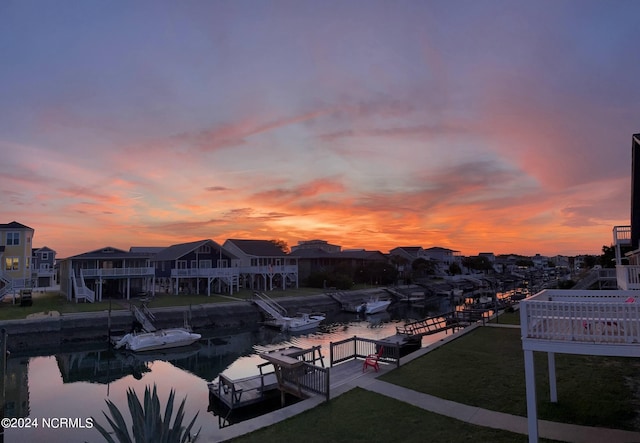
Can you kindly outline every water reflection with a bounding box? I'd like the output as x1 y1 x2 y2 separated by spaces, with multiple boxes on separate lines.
3 302 454 442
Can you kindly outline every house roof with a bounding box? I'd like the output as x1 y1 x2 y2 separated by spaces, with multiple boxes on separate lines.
0 221 33 230
289 248 330 258
129 246 167 254
424 246 457 253
392 246 423 252
65 246 152 260
152 239 237 261
33 246 56 253
225 239 286 257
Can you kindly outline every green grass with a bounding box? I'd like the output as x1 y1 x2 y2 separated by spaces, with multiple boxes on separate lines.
380 326 640 430
231 387 560 443
0 291 113 320
491 309 521 325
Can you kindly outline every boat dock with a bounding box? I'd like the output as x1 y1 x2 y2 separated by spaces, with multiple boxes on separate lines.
209 337 403 417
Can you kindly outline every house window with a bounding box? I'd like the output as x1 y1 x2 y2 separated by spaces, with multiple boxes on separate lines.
191 260 197 269
40 263 50 271
6 232 19 246
198 245 211 253
176 260 187 269
41 252 49 261
5 257 19 271
217 259 228 268
199 260 212 268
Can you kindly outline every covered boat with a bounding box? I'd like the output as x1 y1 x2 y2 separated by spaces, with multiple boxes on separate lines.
357 299 392 315
114 328 202 352
281 313 325 332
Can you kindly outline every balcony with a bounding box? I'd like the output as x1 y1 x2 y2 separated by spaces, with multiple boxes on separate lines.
616 265 640 290
238 265 298 274
520 289 640 355
613 225 631 246
81 267 155 278
171 267 239 278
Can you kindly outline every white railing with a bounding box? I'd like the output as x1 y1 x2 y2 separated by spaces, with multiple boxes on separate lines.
613 225 632 245
72 269 95 303
171 268 239 278
521 290 640 345
238 265 298 274
616 265 640 290
81 267 155 278
34 268 56 277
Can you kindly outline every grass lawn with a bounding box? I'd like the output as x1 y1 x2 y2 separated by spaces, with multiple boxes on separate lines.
0 291 113 320
491 308 521 325
231 387 560 443
380 326 640 431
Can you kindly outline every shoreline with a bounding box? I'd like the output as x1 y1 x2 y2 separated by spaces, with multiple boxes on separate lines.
0 289 387 353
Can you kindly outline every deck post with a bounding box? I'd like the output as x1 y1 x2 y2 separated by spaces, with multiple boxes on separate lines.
548 352 557 403
0 329 6 442
524 349 539 443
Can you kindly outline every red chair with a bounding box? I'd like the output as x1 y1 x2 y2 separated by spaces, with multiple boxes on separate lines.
363 346 384 372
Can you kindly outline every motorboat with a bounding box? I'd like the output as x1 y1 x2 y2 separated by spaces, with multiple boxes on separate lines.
357 299 392 315
279 313 325 332
113 328 202 352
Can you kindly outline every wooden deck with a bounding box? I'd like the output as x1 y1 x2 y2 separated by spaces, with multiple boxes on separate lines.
209 369 280 409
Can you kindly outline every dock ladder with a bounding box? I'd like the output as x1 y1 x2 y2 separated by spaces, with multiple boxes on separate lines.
253 292 288 322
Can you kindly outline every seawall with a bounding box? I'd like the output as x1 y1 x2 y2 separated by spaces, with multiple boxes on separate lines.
0 291 379 353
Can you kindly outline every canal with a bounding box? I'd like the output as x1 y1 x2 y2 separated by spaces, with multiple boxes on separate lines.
2 302 459 442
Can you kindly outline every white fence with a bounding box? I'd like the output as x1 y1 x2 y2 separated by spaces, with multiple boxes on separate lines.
520 290 640 345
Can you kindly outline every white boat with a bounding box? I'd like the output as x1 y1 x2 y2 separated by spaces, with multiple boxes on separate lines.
114 328 202 352
280 313 325 332
357 299 392 315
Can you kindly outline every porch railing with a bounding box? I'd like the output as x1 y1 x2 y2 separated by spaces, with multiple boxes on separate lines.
520 289 640 344
171 268 239 278
616 265 640 290
82 267 155 278
239 265 298 274
329 336 400 368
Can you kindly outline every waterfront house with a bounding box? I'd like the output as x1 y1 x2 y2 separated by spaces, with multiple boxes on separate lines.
291 239 341 253
152 239 240 296
60 246 155 302
0 221 35 299
59 246 156 302
32 246 56 288
290 247 388 284
223 239 298 291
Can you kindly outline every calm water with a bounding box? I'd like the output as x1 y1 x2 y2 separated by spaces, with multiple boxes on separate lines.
2 304 455 442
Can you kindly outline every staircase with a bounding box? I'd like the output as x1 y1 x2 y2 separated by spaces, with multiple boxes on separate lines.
571 269 600 290
253 292 288 321
0 276 11 301
71 269 95 303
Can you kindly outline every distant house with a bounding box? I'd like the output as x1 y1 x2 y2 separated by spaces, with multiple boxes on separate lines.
223 239 298 291
59 246 157 302
389 246 424 263
0 221 35 298
32 246 56 288
478 252 495 263
291 239 341 254
152 239 240 296
423 246 459 265
290 247 388 283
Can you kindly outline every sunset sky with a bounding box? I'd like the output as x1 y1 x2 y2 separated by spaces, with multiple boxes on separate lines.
1 1 639 258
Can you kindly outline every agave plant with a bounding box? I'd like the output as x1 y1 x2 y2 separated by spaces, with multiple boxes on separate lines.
93 384 200 443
